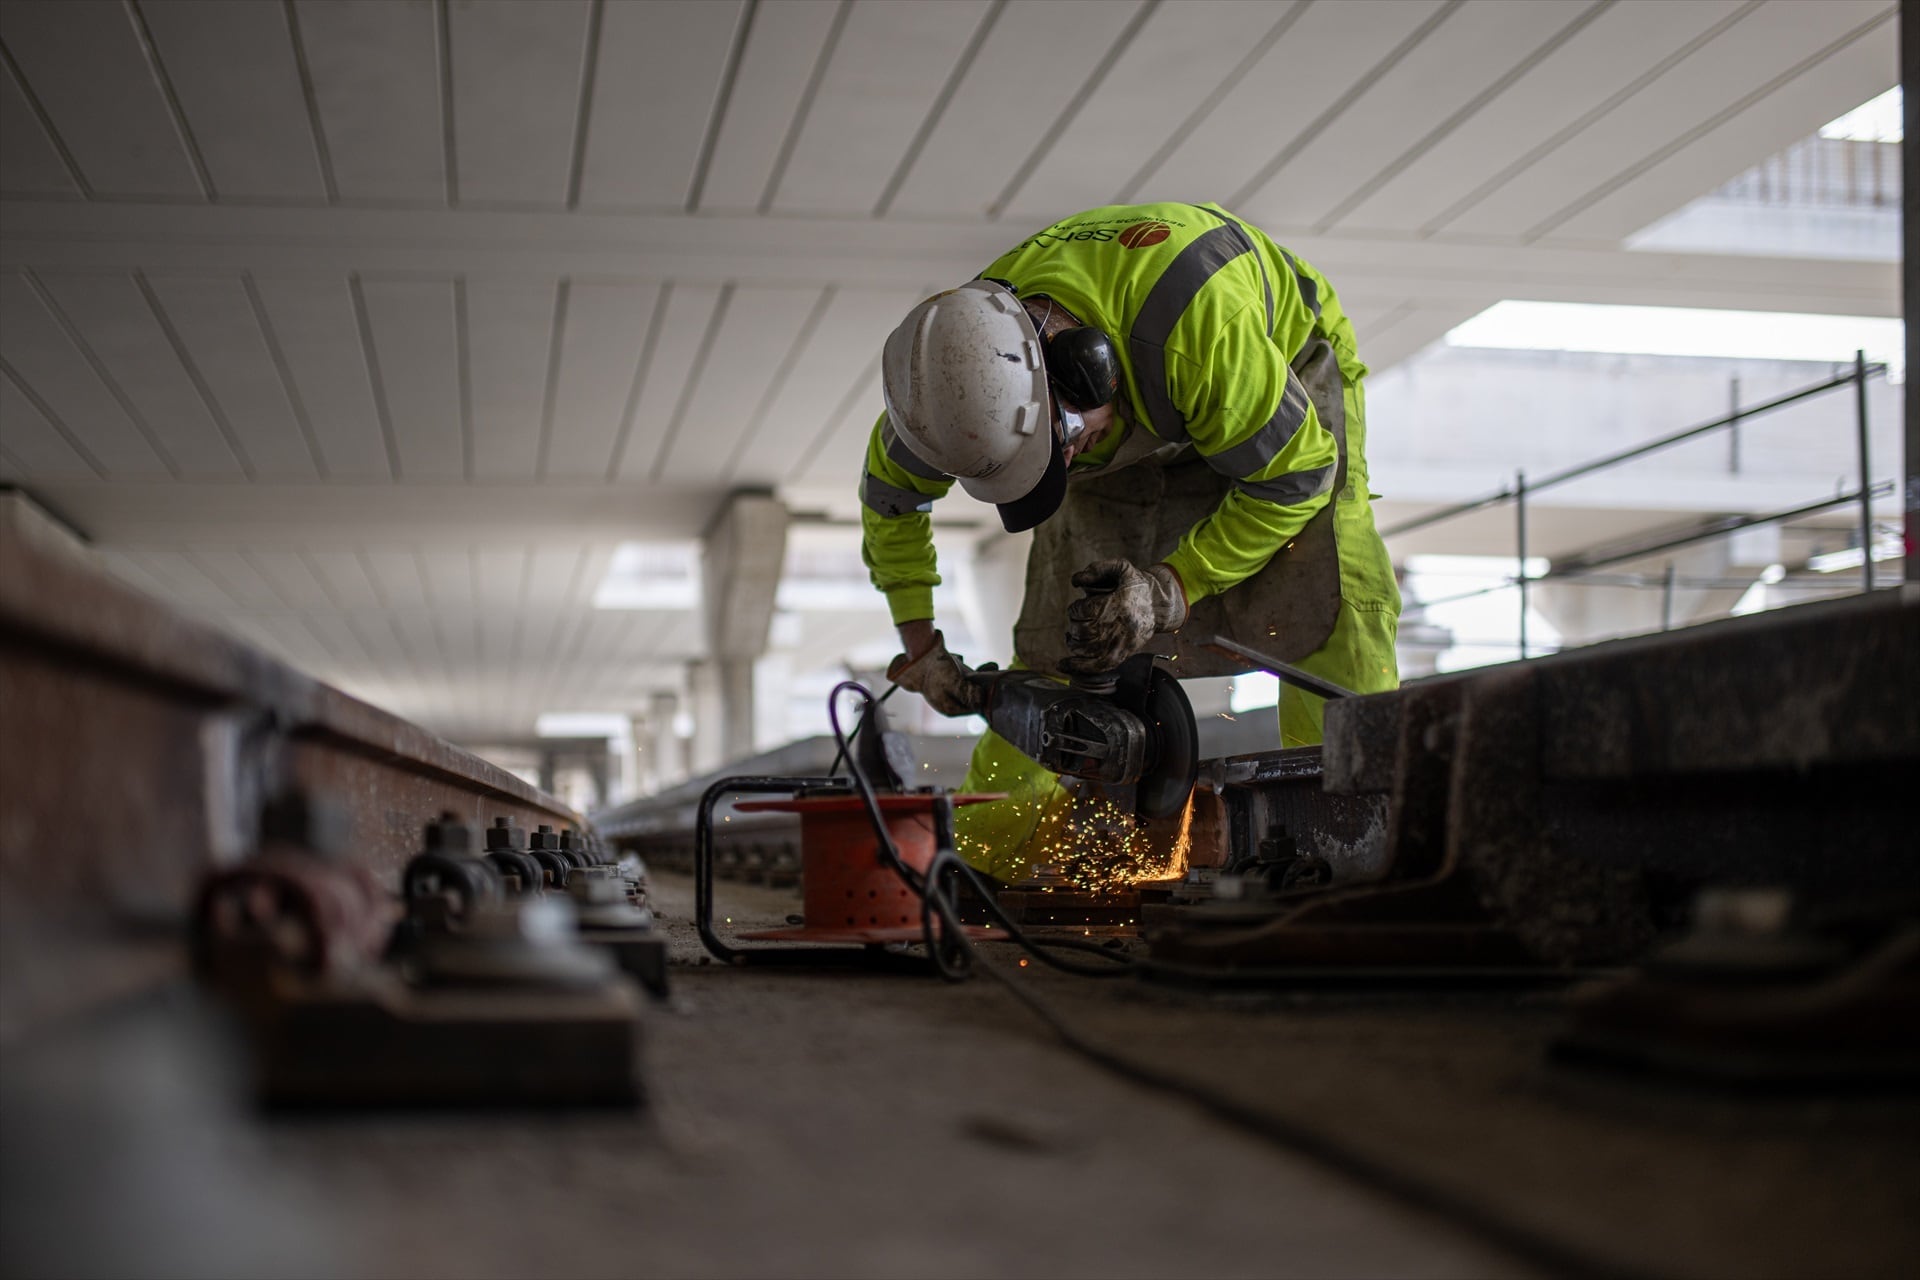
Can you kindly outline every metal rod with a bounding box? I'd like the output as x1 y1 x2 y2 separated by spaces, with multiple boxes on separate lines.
1661 561 1675 631
1200 636 1358 701
1379 366 1886 539
1905 0 1918 585
1515 469 1528 660
1854 348 1874 593
1728 376 1741 474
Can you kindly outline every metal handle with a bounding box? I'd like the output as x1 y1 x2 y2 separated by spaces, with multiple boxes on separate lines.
1200 635 1358 701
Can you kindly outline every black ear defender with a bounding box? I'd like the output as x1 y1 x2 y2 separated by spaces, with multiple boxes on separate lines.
1043 325 1119 410
976 277 1120 411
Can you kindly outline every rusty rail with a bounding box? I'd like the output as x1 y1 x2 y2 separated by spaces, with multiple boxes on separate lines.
0 494 580 1040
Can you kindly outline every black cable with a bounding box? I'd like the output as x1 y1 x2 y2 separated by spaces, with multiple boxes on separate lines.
823 680 901 783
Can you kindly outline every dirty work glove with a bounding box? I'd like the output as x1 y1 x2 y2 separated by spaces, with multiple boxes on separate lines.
1059 559 1188 677
886 630 984 718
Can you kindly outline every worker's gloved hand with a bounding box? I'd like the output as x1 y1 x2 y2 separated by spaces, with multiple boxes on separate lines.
887 630 985 718
1059 559 1188 676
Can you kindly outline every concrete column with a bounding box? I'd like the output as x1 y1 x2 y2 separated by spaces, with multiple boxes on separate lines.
701 490 790 762
686 661 726 776
646 691 682 790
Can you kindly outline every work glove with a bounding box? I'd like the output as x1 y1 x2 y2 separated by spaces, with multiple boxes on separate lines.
1059 559 1188 677
887 630 985 718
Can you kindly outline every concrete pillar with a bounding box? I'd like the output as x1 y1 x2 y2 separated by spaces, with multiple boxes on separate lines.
700 491 790 761
646 691 682 791
686 661 726 776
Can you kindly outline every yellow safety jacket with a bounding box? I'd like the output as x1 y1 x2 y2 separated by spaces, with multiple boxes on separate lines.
859 201 1367 625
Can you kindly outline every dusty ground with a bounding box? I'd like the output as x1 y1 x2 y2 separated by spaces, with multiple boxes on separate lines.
5 870 1915 1279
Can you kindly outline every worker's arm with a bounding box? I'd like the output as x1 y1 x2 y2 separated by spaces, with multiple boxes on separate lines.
1159 301 1338 603
858 411 956 655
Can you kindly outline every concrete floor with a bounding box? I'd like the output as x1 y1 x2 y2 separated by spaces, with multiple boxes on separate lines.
5 871 1916 1279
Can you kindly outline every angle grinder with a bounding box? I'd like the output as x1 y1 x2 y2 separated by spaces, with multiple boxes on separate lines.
967 652 1199 820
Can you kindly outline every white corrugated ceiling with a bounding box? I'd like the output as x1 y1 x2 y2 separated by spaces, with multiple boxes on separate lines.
0 0 1899 738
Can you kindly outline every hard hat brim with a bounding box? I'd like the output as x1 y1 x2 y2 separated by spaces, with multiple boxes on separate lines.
990 432 1069 533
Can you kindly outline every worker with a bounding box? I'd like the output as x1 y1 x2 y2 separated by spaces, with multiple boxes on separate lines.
860 202 1400 880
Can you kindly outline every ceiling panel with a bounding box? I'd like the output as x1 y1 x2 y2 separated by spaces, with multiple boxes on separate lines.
609 282 722 479
248 276 391 478
655 285 824 483
1242 0 1596 232
884 0 1146 219
362 548 429 607
0 1 202 198
129 549 238 613
300 611 374 666
770 0 992 215
293 0 445 205
0 368 96 476
357 276 462 479
526 545 591 609
97 549 171 601
999 0 1289 223
417 548 476 610
577 0 745 210
140 0 328 202
304 549 386 610
478 600 518 665
1355 302 1490 372
1549 13 1896 241
793 364 883 482
731 284 919 487
1138 0 1433 213
189 547 284 608
465 277 555 479
572 544 615 607
33 272 244 477
545 279 661 478
695 0 843 212
0 273 172 476
246 548 336 609
389 605 446 669
473 545 529 604
0 52 79 196
1335 0 1748 235
448 0 589 206
1454 0 1891 241
142 274 319 479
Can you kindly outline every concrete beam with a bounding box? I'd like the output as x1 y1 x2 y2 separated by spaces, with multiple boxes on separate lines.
0 201 1898 318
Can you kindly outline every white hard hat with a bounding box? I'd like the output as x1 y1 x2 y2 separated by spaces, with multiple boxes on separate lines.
881 280 1067 532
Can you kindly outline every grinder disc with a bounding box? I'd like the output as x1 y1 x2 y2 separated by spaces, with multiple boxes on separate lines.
1136 667 1199 820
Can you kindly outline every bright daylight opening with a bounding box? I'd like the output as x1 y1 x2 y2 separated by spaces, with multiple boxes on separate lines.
592 541 701 610
1446 301 1904 379
1820 86 1901 143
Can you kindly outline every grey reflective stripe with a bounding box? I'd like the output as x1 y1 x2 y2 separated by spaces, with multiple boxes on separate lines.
1127 223 1255 443
862 470 934 517
882 422 948 481
1235 462 1335 507
1278 247 1320 319
1199 207 1273 334
1203 369 1311 479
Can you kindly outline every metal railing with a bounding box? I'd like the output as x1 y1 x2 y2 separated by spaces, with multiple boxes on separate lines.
1382 352 1890 658
1715 136 1901 210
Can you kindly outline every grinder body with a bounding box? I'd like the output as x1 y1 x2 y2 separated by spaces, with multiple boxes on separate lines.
969 654 1198 820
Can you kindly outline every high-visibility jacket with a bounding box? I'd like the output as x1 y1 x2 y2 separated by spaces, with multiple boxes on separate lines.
859 201 1367 624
